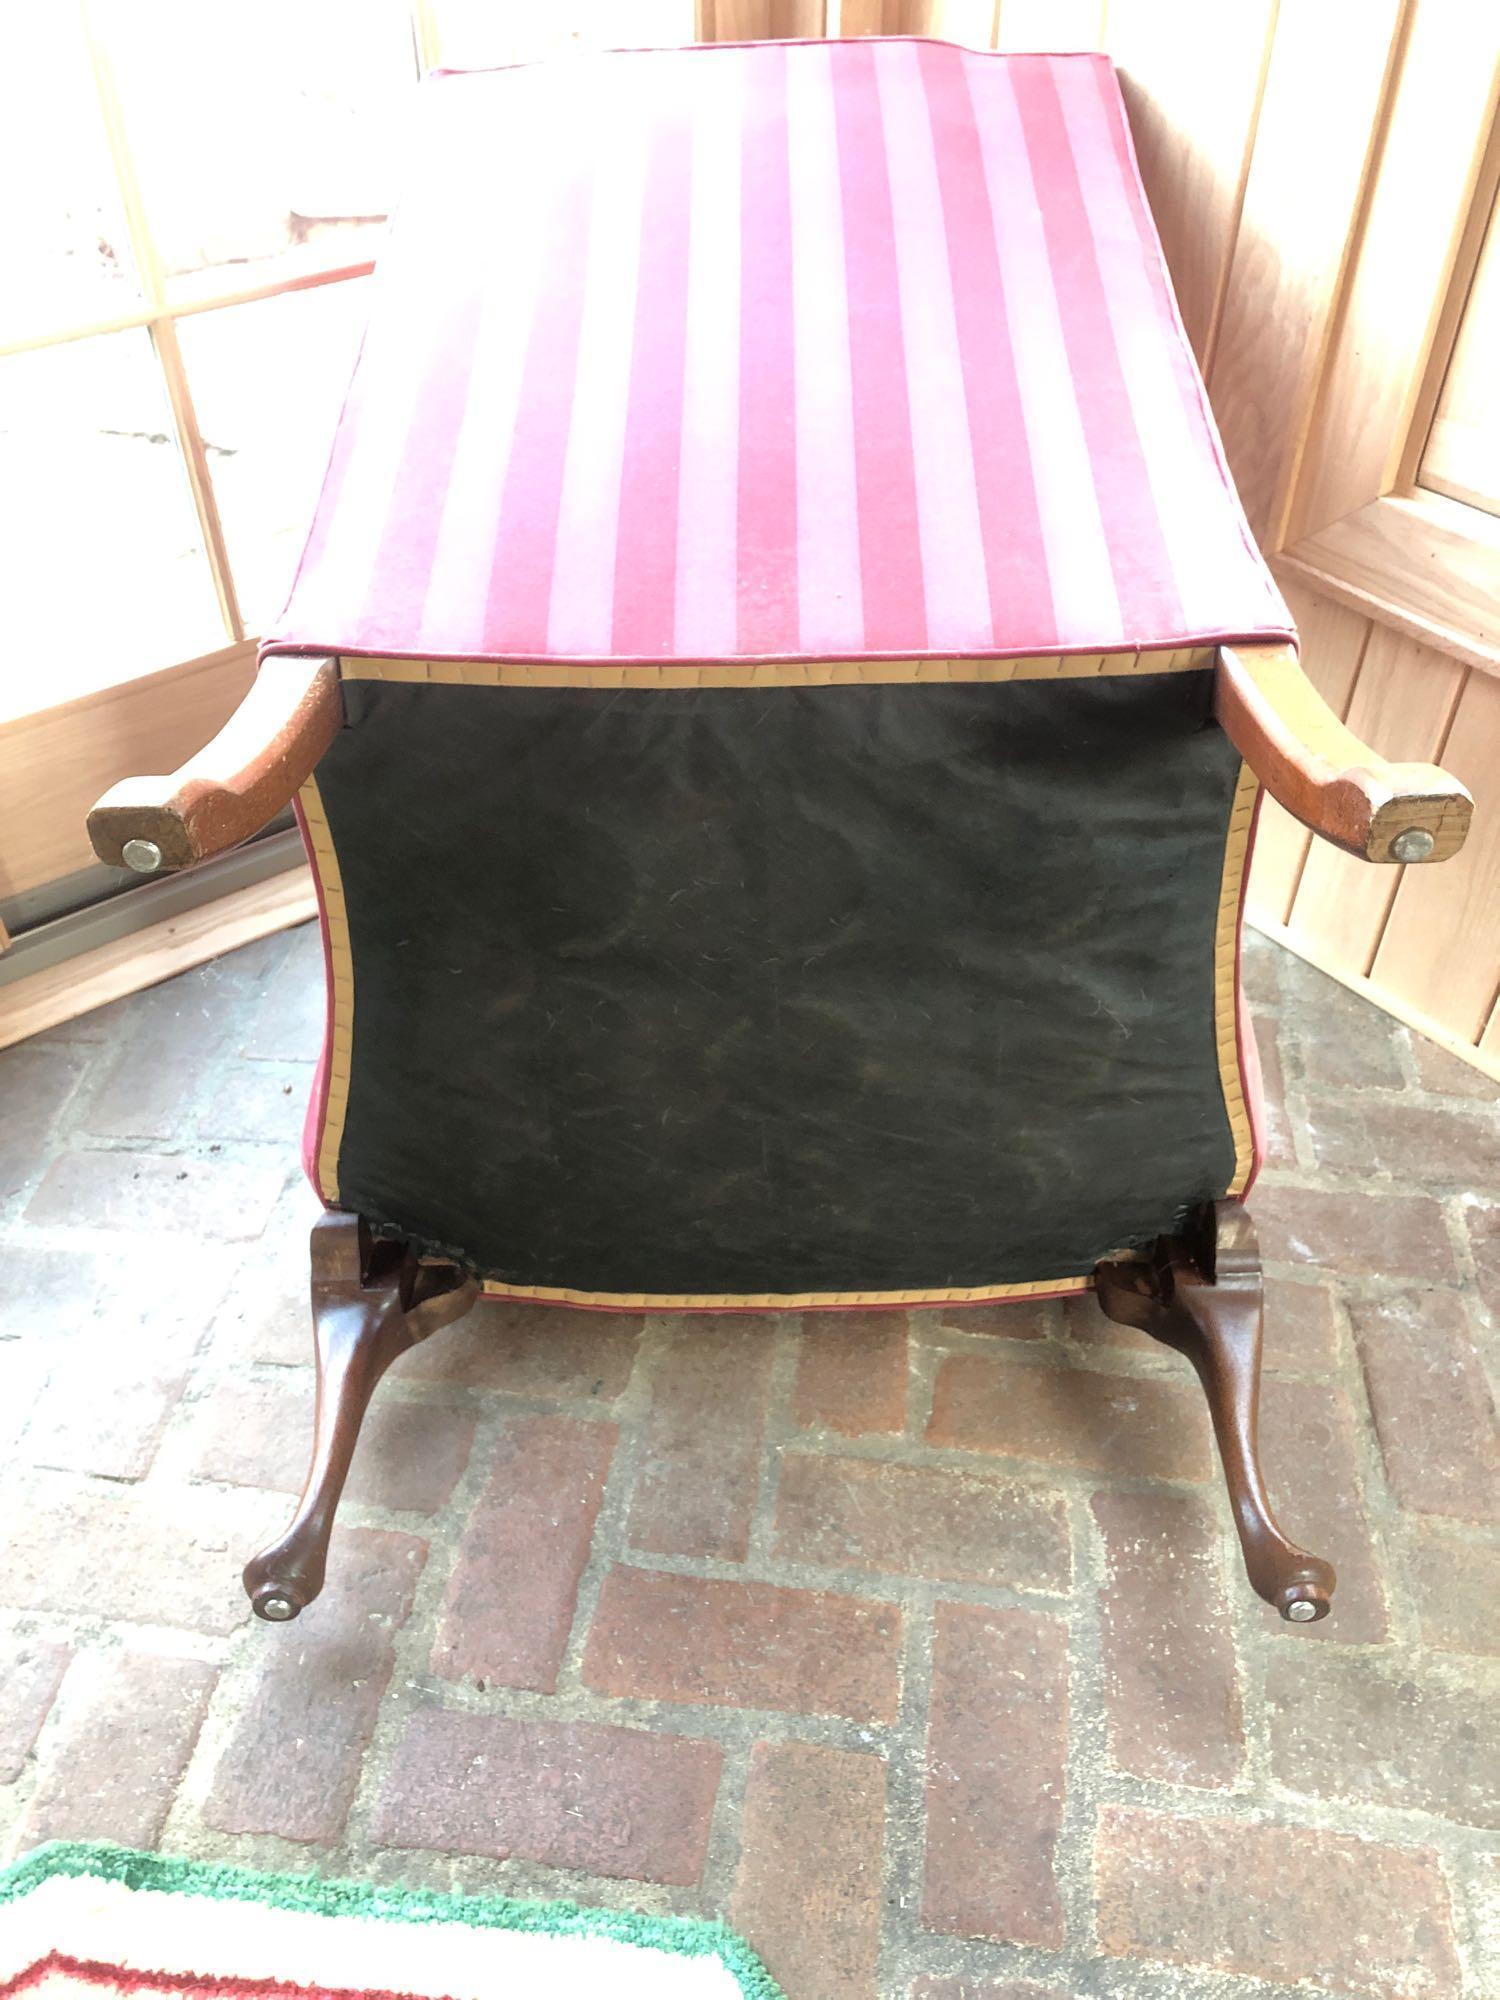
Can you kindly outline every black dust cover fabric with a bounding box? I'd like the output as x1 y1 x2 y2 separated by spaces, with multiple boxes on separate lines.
314 671 1241 1294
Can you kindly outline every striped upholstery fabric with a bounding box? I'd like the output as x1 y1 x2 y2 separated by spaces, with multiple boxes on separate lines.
266 36 1290 668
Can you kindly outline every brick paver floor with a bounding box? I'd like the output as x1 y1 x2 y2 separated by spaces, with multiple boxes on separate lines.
1 921 1496 1997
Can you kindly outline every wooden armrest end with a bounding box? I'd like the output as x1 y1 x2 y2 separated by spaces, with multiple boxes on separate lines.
87 656 343 874
1215 644 1472 863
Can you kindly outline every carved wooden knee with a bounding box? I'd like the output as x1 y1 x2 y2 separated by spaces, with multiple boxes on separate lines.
242 1213 478 1621
1096 1200 1336 1623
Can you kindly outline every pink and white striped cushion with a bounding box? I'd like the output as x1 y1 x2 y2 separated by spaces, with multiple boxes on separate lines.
267 37 1289 667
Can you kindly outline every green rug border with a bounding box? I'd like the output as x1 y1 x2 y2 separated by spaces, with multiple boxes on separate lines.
1 1841 786 1999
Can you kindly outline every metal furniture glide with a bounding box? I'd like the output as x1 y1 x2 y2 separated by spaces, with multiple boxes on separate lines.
89 38 1472 1628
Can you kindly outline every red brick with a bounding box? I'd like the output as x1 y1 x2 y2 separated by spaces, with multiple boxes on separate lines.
3 1247 110 1343
20 1652 215 1849
794 1310 909 1434
25 1012 114 1048
79 976 236 1140
1350 1291 1498 1521
1266 1649 1499 1825
585 1565 900 1721
0 1639 70 1782
1283 957 1406 1090
933 1300 1049 1341
1240 930 1282 1010
273 916 322 970
204 1527 424 1842
1059 1287 1155 1354
240 939 329 1059
22 1360 189 1482
1412 1035 1497 1100
1256 1030 1296 1169
25 1147 288 1241
1092 1490 1243 1787
211 1271 310 1369
0 1343 48 1456
1405 1524 1500 1656
68 937 283 1052
0 1044 87 1195
374 1706 720 1884
1251 1184 1456 1282
0 1477 283 1634
910 1982 1063 1999
1262 1273 1340 1372
1097 1806 1461 1996
1305 1093 1500 1187
215 922 306 991
145 932 282 1008
1056 1264 1352 1392
181 1375 475 1515
1464 1197 1500 1319
196 1059 315 1146
928 1354 1210 1482
774 1454 1070 1592
1476 1854 1500 1976
21 1274 213 1481
208 1181 323 1367
1064 1277 1336 1372
923 1603 1067 1947
732 1741 886 2000
628 1316 775 1560
396 1298 641 1400
1257 1379 1389 1643
432 1415 615 1690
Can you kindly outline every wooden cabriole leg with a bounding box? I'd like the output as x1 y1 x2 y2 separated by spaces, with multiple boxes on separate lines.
1095 1199 1336 1623
242 1213 479 1623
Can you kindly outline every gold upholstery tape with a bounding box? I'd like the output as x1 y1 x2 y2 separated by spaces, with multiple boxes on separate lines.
306 654 1259 1290
342 648 1214 689
1216 761 1260 1195
475 1274 1094 1308
299 775 353 1207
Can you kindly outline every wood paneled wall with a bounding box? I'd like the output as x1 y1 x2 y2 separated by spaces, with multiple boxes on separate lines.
694 0 1500 1073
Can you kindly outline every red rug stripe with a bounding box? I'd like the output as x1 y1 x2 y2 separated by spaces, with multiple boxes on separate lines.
0 1948 465 2000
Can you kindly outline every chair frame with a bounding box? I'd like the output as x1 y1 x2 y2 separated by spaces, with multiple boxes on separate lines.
88 641 1472 1628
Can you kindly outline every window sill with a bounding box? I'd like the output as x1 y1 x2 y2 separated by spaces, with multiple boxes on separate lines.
1276 490 1500 675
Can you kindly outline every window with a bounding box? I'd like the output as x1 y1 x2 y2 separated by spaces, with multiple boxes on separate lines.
1271 6 1500 670
0 0 694 920
0 1 407 721
1420 185 1500 521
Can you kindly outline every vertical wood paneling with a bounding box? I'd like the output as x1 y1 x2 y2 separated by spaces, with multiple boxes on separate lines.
1287 626 1467 972
1246 579 1373 928
0 646 259 899
1289 2 1500 541
1101 0 1276 363
903 0 998 41
833 0 994 37
673 1 1498 1070
1245 797 1308 933
1372 667 1500 1041
833 0 901 32
698 0 826 39
431 1 697 64
993 1 1103 52
1421 189 1500 515
1480 992 1500 1061
1207 0 1403 546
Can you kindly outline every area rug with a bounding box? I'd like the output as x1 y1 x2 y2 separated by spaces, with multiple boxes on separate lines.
0 1844 783 1999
